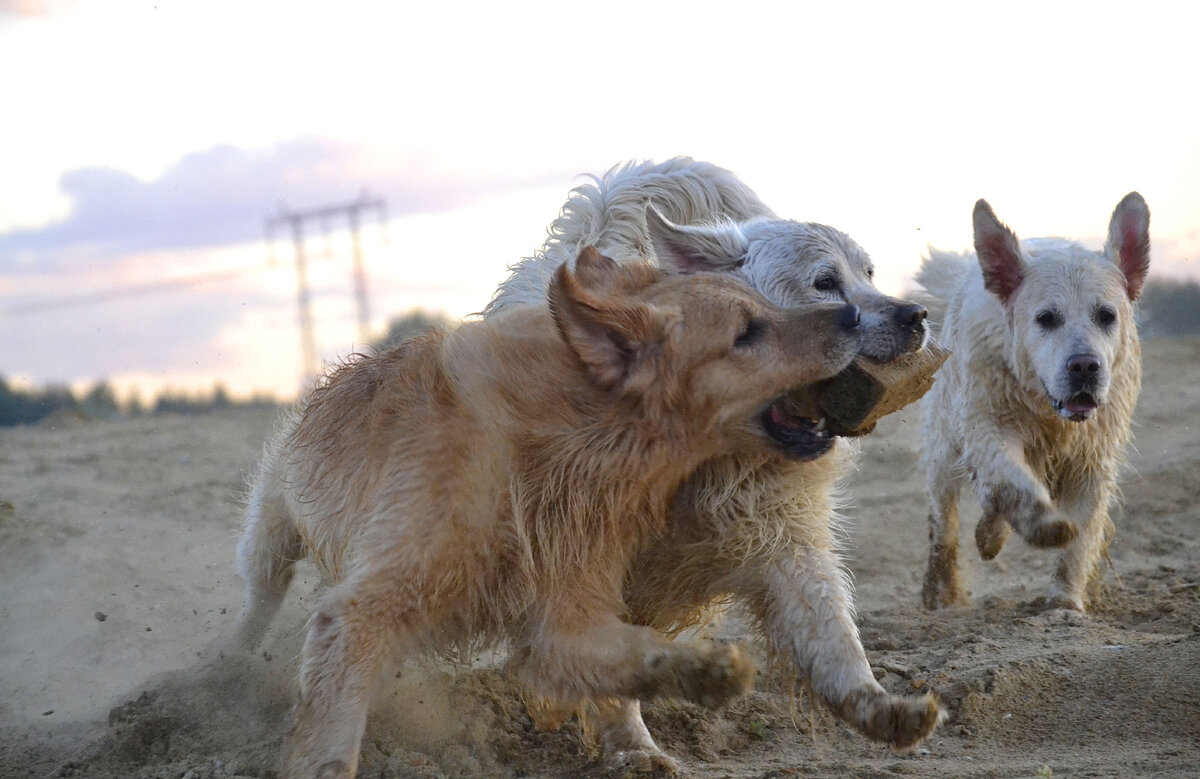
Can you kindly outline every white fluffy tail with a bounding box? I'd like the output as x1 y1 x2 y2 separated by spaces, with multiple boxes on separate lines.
542 157 773 263
915 248 972 303
482 157 772 315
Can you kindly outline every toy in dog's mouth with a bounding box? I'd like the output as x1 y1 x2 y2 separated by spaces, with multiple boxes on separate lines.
761 396 848 461
1051 390 1099 422
763 344 951 461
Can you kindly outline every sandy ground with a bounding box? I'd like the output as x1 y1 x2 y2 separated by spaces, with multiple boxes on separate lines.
1 336 1199 778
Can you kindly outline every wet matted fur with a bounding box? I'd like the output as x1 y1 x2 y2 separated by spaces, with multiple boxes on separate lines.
487 158 942 770
917 193 1150 612
232 248 865 778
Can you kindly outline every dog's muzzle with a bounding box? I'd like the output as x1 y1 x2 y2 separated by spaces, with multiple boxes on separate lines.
1046 355 1105 422
760 397 850 460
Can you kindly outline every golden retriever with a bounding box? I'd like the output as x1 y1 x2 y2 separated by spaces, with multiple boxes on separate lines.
918 193 1150 611
486 159 943 768
231 247 864 778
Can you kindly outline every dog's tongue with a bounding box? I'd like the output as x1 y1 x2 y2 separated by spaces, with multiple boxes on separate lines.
1063 393 1098 418
768 401 813 432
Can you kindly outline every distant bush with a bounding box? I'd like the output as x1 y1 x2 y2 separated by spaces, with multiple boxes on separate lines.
80 381 121 421
374 309 457 351
1138 278 1200 337
152 383 274 416
0 378 80 426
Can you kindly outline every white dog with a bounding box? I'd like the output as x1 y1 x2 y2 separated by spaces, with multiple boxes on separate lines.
918 193 1150 612
487 158 942 771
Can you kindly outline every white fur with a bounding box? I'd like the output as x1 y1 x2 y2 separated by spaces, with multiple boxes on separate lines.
918 194 1149 612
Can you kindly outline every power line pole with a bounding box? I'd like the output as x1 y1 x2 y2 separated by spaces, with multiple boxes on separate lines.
265 194 388 388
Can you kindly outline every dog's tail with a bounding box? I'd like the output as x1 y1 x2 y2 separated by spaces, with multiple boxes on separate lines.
914 247 971 303
545 157 773 260
481 158 772 316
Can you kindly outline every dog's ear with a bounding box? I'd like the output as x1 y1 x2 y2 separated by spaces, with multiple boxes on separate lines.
973 199 1026 305
572 245 621 288
1105 191 1151 301
646 205 748 274
549 255 663 392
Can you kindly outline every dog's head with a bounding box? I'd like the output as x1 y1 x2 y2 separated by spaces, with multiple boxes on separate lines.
549 247 862 460
973 193 1150 422
645 206 928 362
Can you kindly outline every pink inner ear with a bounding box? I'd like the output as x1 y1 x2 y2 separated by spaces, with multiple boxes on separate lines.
978 233 1024 303
1116 222 1150 300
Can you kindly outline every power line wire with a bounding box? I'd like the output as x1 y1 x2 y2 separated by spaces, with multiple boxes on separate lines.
0 260 276 318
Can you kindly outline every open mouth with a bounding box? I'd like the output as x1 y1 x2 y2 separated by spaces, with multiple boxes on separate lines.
1050 391 1099 422
761 397 840 460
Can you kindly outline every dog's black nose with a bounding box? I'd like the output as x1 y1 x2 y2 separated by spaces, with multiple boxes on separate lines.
894 303 928 329
1067 354 1101 375
839 304 861 331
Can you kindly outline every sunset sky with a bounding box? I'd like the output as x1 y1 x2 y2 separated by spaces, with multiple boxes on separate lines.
1 0 1197 402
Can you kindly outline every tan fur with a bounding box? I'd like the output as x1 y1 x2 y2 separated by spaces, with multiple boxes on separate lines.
488 160 946 765
231 248 864 778
919 194 1149 612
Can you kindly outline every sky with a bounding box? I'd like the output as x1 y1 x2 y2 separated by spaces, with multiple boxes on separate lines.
1 0 1198 402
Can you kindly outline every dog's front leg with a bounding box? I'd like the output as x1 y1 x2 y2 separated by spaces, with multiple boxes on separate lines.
1049 469 1118 611
520 611 755 710
968 422 1076 557
516 607 753 775
922 451 969 609
522 691 678 773
580 697 680 774
750 547 942 748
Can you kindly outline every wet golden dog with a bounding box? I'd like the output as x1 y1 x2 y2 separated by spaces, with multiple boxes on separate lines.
231 247 863 778
487 159 943 768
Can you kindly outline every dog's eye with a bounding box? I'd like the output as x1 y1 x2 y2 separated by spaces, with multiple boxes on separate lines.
1035 310 1061 330
814 275 838 292
866 267 875 280
735 318 767 348
1094 306 1117 329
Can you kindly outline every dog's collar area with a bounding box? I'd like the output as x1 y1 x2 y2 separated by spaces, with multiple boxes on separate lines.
761 400 837 460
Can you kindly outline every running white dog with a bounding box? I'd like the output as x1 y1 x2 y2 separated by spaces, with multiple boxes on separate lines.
918 193 1150 612
487 158 941 771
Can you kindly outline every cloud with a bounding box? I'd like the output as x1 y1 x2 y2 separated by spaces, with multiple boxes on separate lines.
0 136 566 273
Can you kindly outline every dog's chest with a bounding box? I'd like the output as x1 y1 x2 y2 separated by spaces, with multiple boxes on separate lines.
1021 415 1119 497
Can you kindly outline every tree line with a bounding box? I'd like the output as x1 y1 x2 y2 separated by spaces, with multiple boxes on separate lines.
0 379 278 427
0 309 456 428
1 289 1194 428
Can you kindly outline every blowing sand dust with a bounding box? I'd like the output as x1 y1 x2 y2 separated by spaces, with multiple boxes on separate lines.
2 336 1199 778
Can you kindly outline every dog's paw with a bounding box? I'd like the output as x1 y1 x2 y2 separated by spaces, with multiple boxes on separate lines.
841 688 945 749
647 641 755 708
1023 604 1086 627
689 642 757 708
1045 589 1087 614
1027 516 1078 548
602 748 680 776
982 484 1076 551
974 511 1012 560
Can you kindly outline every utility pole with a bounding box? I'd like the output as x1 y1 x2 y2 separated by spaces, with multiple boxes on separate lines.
265 194 388 388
